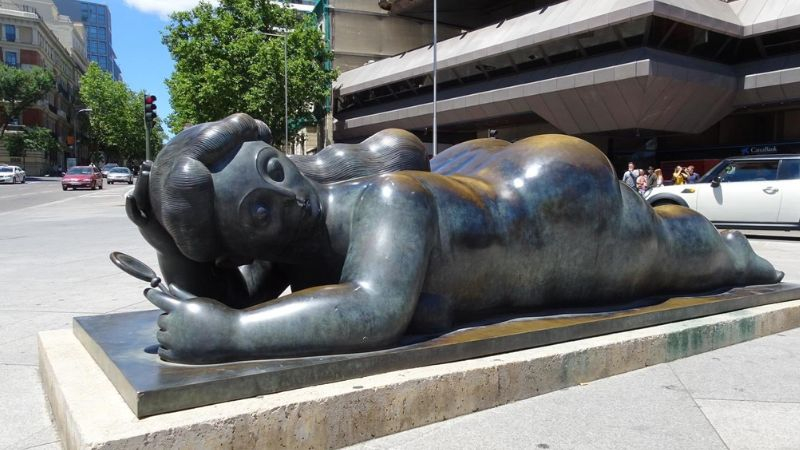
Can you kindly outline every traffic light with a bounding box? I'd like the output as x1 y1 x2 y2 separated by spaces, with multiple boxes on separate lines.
144 94 157 128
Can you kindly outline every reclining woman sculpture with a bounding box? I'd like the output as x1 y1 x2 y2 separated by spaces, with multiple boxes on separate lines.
127 114 782 364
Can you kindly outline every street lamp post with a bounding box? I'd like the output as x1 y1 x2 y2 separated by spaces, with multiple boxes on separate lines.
73 108 92 166
263 32 289 154
433 0 438 157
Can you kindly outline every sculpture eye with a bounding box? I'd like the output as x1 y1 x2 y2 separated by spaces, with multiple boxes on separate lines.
253 203 270 224
266 158 285 182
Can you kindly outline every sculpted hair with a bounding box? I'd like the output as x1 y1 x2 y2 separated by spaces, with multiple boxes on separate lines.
150 117 427 262
149 113 272 262
290 129 429 183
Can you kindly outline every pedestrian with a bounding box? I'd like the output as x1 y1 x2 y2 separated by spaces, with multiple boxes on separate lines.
673 166 686 185
686 165 701 183
622 162 637 189
647 166 657 188
636 169 649 195
653 168 663 187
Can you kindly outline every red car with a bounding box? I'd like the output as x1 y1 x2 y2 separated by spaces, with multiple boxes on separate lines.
62 166 104 191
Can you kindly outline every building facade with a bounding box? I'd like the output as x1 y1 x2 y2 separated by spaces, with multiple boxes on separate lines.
280 0 461 153
54 0 120 79
0 0 87 175
334 0 800 173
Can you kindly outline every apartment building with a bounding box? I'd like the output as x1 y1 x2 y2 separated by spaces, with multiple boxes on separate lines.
54 0 120 80
0 0 87 174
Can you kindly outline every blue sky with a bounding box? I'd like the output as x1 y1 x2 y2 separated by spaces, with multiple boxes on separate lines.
95 1 215 134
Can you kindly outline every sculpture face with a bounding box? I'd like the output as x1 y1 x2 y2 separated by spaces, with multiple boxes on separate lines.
211 142 321 263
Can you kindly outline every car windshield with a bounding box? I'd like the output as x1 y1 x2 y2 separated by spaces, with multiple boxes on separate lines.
0 167 11 173
67 167 92 175
109 168 130 173
102 164 118 170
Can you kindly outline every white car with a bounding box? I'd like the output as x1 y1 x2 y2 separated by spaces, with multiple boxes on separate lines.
107 167 134 184
0 165 26 184
644 155 800 230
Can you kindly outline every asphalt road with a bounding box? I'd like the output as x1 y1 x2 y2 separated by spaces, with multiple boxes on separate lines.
0 176 136 215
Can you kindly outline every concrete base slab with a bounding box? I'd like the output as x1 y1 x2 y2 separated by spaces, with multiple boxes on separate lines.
41 299 800 450
74 283 800 418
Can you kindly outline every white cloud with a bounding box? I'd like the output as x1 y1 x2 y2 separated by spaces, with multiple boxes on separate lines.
122 0 218 19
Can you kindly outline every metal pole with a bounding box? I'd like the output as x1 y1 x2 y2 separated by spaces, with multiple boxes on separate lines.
73 115 77 165
284 34 289 154
261 31 289 153
145 122 151 162
433 0 438 157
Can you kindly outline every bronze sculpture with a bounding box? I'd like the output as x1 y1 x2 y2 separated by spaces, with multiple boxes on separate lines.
122 113 783 364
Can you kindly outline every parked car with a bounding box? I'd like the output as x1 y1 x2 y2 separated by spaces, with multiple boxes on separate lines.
0 165 26 183
107 167 134 184
61 166 104 190
644 154 800 230
101 163 119 178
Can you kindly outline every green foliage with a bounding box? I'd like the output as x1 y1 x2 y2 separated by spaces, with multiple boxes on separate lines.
0 65 55 136
79 63 164 162
4 126 61 158
163 0 337 145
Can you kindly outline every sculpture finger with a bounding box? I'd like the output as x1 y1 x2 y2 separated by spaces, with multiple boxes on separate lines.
145 288 180 312
133 161 152 214
157 313 169 331
167 283 195 301
125 194 148 227
157 346 176 362
156 330 171 349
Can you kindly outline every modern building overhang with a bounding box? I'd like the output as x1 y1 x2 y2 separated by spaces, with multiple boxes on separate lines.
336 0 800 97
334 48 800 139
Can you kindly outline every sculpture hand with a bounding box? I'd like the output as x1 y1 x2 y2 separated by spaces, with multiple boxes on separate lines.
146 287 243 364
125 161 177 254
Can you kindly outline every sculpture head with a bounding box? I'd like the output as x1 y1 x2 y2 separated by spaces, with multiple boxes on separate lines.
148 113 321 265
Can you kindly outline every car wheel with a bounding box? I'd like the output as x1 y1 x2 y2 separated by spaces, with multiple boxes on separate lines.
109 181 113 185
21 176 25 184
62 185 67 191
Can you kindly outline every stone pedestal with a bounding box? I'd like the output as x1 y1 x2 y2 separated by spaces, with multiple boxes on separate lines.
41 292 800 449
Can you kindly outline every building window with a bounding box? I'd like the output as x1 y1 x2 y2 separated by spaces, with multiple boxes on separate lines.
5 24 16 42
5 51 18 67
18 26 32 44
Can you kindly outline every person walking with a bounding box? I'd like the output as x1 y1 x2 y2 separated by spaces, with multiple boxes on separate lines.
686 165 701 183
622 162 637 189
673 166 686 185
653 168 663 187
636 169 649 195
647 166 657 188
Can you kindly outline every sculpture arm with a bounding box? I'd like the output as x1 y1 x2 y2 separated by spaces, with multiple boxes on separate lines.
148 175 436 363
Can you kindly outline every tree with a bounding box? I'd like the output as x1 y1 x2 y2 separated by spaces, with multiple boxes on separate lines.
163 0 337 147
0 65 55 137
79 63 164 163
4 126 62 167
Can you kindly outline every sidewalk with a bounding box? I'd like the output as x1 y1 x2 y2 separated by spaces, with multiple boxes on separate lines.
349 326 800 450
1 188 798 449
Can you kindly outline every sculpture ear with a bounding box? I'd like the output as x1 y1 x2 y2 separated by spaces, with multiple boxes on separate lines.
160 156 222 262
